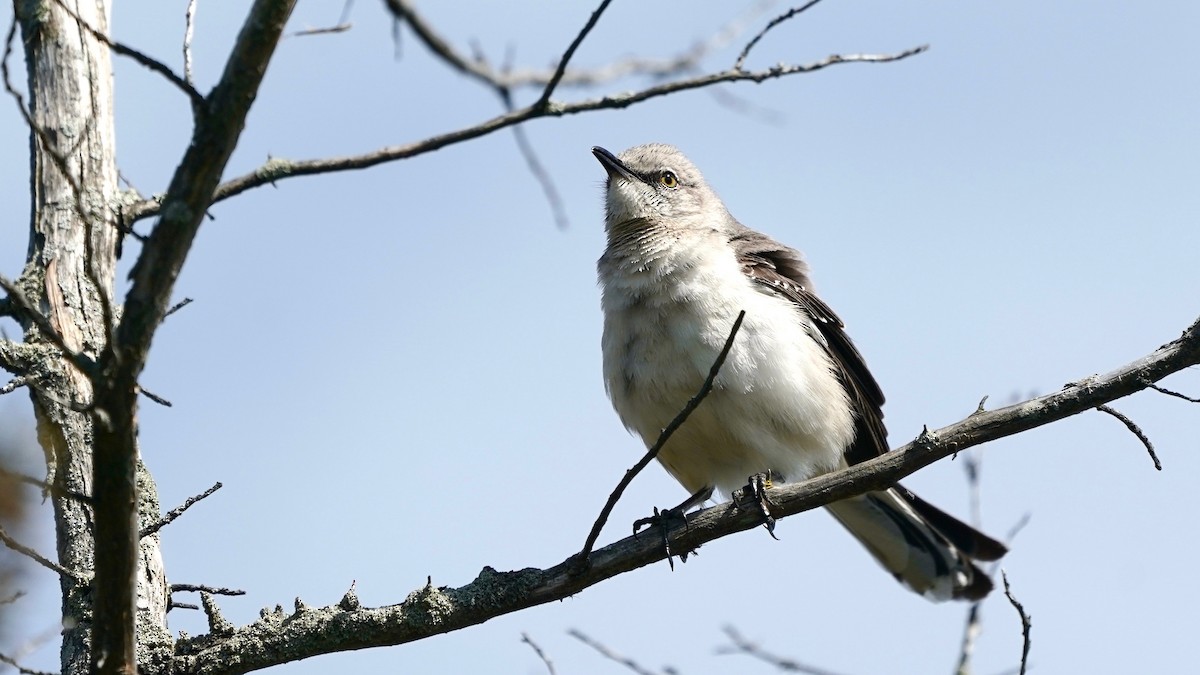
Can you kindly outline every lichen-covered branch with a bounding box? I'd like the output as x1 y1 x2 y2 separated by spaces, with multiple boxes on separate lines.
168 316 1199 675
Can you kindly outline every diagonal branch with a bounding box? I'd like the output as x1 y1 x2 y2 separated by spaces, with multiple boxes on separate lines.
0 523 89 584
169 316 1200 675
735 0 825 70
577 311 744 563
387 0 777 91
90 2 298 673
52 0 205 108
1095 404 1161 470
533 0 614 110
1001 571 1032 675
122 45 926 225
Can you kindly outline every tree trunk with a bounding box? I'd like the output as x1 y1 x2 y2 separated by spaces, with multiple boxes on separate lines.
16 1 170 672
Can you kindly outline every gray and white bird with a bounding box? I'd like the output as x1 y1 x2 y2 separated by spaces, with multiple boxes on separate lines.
593 143 1006 601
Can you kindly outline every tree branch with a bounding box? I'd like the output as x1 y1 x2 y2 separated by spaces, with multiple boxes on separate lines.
386 0 776 91
51 0 204 108
89 2 297 672
533 0 614 110
0 523 89 584
140 482 223 538
122 45 927 225
1001 571 1031 675
717 625 847 675
167 316 1200 674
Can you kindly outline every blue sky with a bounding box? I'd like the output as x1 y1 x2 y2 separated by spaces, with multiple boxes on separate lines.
2 1 1198 673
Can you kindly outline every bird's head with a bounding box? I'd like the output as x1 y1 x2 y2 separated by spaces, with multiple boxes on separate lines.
592 144 726 235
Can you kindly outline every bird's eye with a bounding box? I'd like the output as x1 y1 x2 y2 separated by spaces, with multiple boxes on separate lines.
659 171 678 188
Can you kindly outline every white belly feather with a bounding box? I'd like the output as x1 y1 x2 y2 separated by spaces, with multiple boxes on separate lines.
600 234 855 497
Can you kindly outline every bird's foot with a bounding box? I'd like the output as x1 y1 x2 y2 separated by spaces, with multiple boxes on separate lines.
632 485 713 570
733 471 778 539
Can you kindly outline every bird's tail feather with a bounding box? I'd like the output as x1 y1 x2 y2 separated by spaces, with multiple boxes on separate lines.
825 486 1007 601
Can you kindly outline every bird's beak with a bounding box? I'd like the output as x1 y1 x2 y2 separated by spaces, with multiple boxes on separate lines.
592 146 637 183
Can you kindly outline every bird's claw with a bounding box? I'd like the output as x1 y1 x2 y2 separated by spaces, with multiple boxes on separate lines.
632 485 713 571
733 471 778 539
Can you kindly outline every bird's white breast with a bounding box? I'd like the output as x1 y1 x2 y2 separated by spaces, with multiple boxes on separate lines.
599 229 855 497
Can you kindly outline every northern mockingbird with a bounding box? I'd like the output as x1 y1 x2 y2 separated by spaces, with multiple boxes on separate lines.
593 143 1007 601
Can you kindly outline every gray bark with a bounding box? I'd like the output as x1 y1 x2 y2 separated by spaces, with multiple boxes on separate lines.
15 0 170 672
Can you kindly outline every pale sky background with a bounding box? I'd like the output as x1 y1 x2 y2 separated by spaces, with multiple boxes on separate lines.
1 1 1198 674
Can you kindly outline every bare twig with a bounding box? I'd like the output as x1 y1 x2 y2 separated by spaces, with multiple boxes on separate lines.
52 0 204 107
1001 571 1031 675
1004 513 1032 545
535 0 614 110
735 0 825 70
577 311 745 563
1096 404 1161 470
171 583 245 596
706 86 786 126
568 629 658 675
183 0 198 86
1143 381 1200 403
0 524 88 584
392 0 774 91
0 465 93 504
0 590 24 606
718 626 848 675
165 297 194 318
138 386 173 407
0 275 94 379
122 45 928 225
496 85 569 229
521 633 557 675
0 651 58 675
140 482 223 538
291 23 352 37
955 602 983 675
0 375 27 395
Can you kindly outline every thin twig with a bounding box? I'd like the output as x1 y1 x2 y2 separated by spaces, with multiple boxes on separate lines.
0 524 88 584
497 86 569 229
577 311 745 563
718 626 848 675
0 375 27 395
52 0 204 107
0 651 58 675
171 583 245 596
164 297 194 318
140 482 223 538
735 0 825 70
567 629 658 675
0 590 24 606
0 275 94 380
0 465 93 505
183 0 197 86
1001 571 1031 675
1143 381 1200 403
291 23 352 37
521 632 557 675
1004 513 1032 545
1096 404 1161 470
534 0 614 110
138 386 173 407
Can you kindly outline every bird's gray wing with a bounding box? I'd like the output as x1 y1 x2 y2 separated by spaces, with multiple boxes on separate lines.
732 227 1010 566
731 227 888 466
